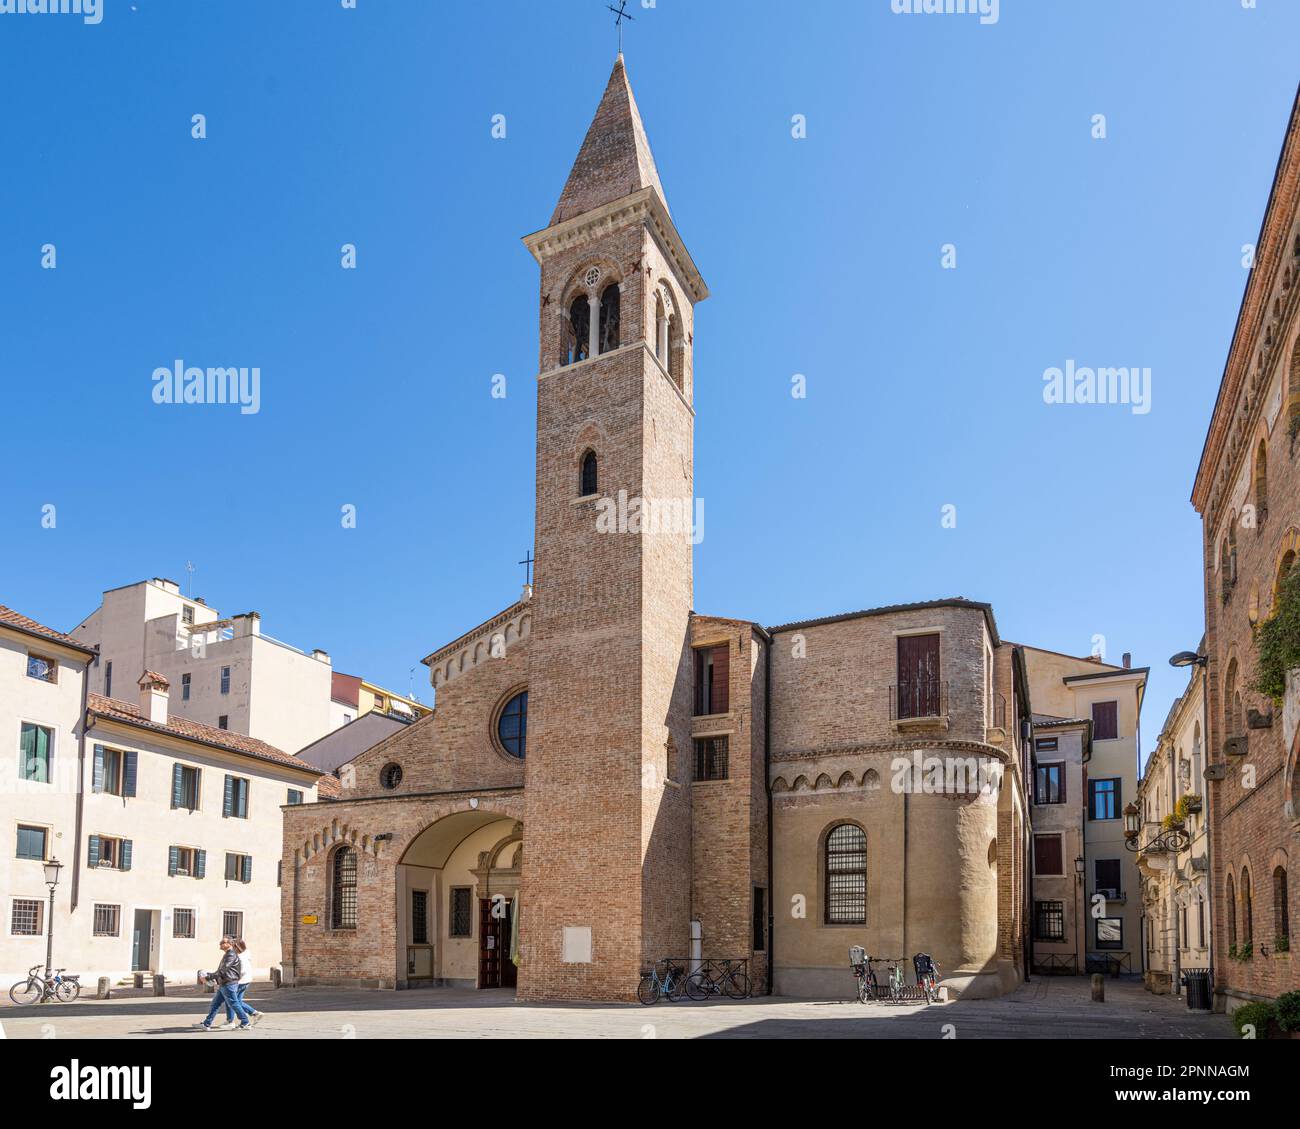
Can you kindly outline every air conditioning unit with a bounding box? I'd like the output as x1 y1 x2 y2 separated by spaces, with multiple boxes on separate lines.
1224 736 1248 758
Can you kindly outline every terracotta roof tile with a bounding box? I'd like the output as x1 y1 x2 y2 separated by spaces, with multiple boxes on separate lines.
0 603 96 654
87 692 323 778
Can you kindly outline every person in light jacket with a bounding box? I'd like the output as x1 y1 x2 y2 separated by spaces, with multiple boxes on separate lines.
233 938 262 1025
193 937 252 1031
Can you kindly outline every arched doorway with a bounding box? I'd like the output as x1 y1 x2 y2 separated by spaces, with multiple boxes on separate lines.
396 810 522 990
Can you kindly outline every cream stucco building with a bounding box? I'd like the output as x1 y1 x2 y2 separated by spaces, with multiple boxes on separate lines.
2 603 330 986
1137 663 1210 995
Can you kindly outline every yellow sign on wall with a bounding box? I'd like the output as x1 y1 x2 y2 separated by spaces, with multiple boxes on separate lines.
301 915 318 925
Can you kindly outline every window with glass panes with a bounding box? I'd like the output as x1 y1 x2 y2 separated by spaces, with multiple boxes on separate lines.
11 898 43 935
824 824 867 924
19 723 53 783
173 908 195 938
93 904 120 936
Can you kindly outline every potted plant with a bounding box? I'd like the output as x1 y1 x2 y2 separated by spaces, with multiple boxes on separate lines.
1273 991 1300 1039
1161 813 1185 832
1176 793 1202 819
1232 1000 1275 1037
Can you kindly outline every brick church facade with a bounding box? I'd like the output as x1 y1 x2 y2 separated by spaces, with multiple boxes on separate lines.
281 57 1035 1002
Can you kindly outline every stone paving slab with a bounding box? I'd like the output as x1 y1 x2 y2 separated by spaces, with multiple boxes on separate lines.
0 974 1235 1039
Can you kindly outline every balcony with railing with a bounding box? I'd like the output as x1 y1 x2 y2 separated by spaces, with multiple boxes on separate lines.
889 678 948 732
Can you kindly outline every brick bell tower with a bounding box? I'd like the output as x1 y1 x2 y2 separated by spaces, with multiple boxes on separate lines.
518 55 708 1001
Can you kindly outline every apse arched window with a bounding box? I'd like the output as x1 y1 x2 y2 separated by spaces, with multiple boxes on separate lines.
1226 873 1237 945
1242 867 1253 943
599 283 620 355
1255 440 1268 519
1274 866 1290 943
1224 659 1240 736
331 845 357 931
580 450 598 497
567 296 590 365
497 690 528 759
824 823 867 925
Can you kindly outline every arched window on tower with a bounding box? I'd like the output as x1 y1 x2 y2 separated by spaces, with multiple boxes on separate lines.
1242 867 1253 944
566 296 590 365
580 450 598 497
1274 865 1290 944
1255 439 1269 522
599 283 620 354
1226 873 1237 946
824 823 866 925
1224 658 1240 737
331 845 357 930
654 292 669 364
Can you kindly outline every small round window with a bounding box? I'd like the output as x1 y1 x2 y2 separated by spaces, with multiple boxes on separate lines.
380 763 403 790
497 691 528 759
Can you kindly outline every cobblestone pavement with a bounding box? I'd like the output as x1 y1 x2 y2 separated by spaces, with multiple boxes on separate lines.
0 974 1235 1039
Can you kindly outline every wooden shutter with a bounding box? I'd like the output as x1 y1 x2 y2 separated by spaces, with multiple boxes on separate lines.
223 775 234 818
1092 701 1118 741
19 723 34 776
1034 834 1063 875
243 856 253 884
123 751 137 798
171 764 183 809
694 649 706 715
88 835 101 868
711 645 729 715
195 849 207 879
121 840 133 872
92 745 105 793
168 845 178 876
897 634 941 718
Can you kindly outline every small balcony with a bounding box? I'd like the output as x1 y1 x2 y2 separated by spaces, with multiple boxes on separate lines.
890 679 948 733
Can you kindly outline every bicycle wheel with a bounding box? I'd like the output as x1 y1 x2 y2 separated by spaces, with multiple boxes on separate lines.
56 980 80 1002
636 974 661 1006
9 979 41 1006
856 975 869 1004
723 970 750 999
684 971 712 1001
663 971 688 1003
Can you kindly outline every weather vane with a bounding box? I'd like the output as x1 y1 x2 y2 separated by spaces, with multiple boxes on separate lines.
608 1 634 53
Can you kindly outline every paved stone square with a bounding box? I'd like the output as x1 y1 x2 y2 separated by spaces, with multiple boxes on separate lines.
0 975 1235 1039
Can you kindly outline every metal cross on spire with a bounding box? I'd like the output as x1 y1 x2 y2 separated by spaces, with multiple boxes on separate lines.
518 551 535 587
607 0 634 53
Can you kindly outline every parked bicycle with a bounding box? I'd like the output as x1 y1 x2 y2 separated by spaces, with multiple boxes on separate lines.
913 952 941 1004
684 959 751 1001
8 965 81 1005
849 946 880 1004
637 959 689 1005
884 956 906 1001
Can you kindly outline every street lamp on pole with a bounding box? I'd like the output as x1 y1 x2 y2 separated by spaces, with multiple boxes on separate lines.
42 857 62 979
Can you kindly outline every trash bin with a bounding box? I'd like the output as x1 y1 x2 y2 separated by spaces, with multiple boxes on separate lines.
1182 967 1211 1011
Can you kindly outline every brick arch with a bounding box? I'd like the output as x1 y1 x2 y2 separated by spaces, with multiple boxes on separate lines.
558 256 627 309
1270 527 1300 608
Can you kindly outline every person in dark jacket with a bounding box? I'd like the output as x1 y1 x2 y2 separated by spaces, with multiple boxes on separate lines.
193 937 252 1031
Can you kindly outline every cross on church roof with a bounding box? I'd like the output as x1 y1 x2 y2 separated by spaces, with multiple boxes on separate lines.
607 1 634 53
518 551 535 587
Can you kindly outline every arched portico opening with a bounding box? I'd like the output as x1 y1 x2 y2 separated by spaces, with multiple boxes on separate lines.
397 810 523 990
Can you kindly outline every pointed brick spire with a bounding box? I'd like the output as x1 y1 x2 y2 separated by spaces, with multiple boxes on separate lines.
550 55 668 226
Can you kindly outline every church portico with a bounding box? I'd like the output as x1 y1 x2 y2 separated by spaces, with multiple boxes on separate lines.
281 791 524 990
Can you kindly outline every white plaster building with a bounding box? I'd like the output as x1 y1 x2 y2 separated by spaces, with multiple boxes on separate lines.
2 604 330 985
71 577 335 756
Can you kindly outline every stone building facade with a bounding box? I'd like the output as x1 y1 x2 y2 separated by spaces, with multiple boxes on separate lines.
1191 89 1300 1013
280 56 1038 1002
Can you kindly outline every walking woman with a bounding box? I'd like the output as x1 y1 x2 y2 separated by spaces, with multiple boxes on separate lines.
233 939 262 1025
194 936 252 1031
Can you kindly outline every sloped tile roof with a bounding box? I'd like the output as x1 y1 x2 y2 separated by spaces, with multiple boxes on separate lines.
0 603 96 655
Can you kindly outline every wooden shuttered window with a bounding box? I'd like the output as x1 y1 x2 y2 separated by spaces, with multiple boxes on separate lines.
1092 700 1119 741
693 644 729 716
1033 834 1064 876
896 633 941 719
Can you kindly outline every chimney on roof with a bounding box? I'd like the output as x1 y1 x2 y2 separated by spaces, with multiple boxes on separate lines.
138 671 170 725
1122 652 1132 669
312 649 331 665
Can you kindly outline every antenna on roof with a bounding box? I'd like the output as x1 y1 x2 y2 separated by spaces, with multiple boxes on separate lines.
184 560 196 597
607 0 634 54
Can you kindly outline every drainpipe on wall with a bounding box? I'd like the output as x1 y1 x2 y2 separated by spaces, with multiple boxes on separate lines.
71 647 96 912
764 635 774 996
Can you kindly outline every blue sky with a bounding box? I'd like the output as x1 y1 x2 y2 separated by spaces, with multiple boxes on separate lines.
1 0 1295 762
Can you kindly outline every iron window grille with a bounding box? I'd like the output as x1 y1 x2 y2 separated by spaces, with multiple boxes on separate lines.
450 887 472 938
222 911 244 941
331 846 358 930
693 737 729 781
1034 900 1065 941
173 908 195 939
824 823 867 925
11 898 43 935
92 904 120 937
